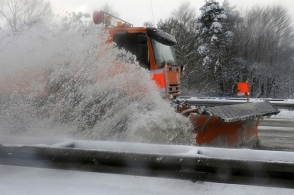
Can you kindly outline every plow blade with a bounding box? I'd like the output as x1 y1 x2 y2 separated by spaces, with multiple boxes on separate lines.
189 102 280 147
203 101 280 122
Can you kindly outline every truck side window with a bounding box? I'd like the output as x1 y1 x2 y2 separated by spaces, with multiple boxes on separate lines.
113 32 149 69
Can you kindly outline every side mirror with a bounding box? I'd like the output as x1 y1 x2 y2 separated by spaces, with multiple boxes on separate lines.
137 34 148 44
138 44 148 67
137 34 148 68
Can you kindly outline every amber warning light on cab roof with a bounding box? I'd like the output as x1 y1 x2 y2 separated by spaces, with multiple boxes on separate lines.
93 10 133 28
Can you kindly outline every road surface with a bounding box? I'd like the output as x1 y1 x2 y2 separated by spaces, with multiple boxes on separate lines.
1 117 294 194
258 118 294 151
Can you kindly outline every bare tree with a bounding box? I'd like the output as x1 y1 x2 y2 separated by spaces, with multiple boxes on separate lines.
157 2 198 92
143 21 154 27
234 5 294 98
0 0 52 32
100 3 118 17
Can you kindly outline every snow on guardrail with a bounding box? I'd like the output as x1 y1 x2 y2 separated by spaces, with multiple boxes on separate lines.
178 97 294 109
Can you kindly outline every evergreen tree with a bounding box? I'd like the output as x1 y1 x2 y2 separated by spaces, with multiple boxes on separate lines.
196 0 231 94
218 0 243 94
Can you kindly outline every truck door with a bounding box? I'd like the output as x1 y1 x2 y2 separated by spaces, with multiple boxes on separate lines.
113 32 149 69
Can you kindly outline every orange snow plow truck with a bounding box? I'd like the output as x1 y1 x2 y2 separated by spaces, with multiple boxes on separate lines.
0 11 280 148
92 11 181 100
92 11 279 147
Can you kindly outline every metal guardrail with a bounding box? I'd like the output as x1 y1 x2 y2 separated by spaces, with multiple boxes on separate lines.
0 144 292 173
178 97 294 109
1 139 294 187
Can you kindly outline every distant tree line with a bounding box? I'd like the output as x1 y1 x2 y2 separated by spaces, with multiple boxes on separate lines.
0 0 52 32
158 0 294 98
1 0 294 98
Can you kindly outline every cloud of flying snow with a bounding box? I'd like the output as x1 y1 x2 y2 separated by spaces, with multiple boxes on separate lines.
0 16 192 145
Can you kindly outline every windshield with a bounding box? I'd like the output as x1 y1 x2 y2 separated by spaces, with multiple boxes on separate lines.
151 39 177 66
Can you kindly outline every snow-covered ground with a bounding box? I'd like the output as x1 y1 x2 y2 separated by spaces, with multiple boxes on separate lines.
272 109 294 118
1 164 293 195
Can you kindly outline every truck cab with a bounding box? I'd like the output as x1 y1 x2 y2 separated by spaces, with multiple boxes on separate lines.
93 11 181 99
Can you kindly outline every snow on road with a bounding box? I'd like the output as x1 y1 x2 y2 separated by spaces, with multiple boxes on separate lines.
0 165 293 195
272 110 294 118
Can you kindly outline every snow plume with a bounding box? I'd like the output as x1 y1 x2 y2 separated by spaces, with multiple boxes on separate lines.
0 16 191 145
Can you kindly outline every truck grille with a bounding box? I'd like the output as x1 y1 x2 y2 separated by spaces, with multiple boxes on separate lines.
167 84 180 97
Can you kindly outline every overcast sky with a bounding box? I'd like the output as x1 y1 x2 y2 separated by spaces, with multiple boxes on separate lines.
50 0 294 27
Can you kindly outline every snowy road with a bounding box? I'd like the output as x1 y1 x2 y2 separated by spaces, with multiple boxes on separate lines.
258 118 294 151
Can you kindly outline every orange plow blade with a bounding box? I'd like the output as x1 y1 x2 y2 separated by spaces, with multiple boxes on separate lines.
183 102 280 147
190 114 259 147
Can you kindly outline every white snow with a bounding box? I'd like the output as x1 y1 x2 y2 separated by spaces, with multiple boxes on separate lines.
1 7 294 194
211 34 218 43
210 22 222 33
181 97 294 118
0 16 192 145
1 165 292 195
218 14 228 20
271 110 294 118
2 134 294 163
202 56 212 66
198 44 209 55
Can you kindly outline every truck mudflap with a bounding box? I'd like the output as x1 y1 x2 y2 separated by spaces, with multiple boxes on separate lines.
180 102 280 147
